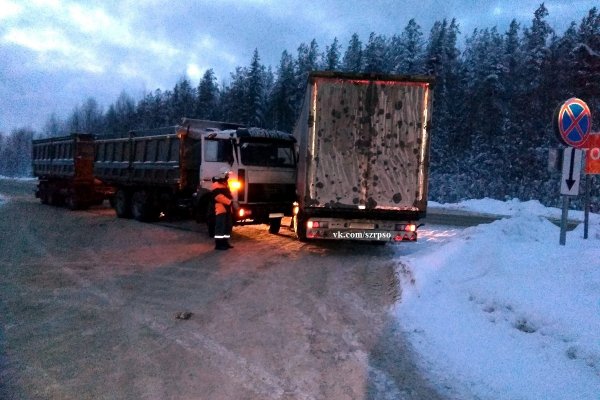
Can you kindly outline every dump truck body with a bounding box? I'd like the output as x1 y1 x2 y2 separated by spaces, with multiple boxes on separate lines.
32 134 111 209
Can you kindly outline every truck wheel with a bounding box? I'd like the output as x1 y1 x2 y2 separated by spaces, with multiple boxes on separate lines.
194 197 209 223
132 191 159 222
65 194 81 210
39 185 49 205
114 189 132 218
48 189 63 207
268 217 282 234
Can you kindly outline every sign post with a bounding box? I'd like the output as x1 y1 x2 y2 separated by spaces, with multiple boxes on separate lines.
554 98 592 245
559 148 582 245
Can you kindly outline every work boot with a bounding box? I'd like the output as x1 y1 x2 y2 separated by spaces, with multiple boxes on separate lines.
224 240 234 249
214 239 229 250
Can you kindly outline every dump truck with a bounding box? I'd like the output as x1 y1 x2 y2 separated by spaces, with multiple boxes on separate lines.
32 134 113 209
292 71 434 242
94 118 297 233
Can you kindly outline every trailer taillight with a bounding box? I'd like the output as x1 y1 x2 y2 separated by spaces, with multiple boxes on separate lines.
307 220 328 229
395 223 417 232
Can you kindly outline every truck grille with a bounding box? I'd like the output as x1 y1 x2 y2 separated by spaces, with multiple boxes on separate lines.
247 184 296 203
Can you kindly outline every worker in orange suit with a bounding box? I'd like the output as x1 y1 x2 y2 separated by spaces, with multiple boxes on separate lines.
211 167 234 250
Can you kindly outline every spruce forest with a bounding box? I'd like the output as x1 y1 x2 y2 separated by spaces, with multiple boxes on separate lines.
1 5 598 207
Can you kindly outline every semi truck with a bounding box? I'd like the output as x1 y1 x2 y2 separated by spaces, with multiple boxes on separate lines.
94 118 297 233
32 134 113 209
292 71 434 242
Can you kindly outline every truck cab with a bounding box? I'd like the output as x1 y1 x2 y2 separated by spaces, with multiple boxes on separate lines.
188 120 297 234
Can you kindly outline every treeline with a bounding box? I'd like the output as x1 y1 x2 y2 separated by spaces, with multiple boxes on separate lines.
2 4 599 207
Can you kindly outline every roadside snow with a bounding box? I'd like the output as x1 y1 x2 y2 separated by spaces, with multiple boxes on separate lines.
397 201 600 399
429 197 596 221
0 176 35 181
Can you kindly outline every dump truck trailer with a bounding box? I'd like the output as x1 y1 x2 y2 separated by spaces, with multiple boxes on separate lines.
94 119 297 233
32 134 113 209
292 72 434 242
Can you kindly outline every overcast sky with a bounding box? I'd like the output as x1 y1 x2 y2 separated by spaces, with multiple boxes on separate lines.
0 0 596 134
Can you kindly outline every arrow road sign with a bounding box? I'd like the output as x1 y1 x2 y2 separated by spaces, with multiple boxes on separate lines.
560 147 582 196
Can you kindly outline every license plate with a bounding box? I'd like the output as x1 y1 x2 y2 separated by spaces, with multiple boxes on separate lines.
269 213 284 218
349 222 375 229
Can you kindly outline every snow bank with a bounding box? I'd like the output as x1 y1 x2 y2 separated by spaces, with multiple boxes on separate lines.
429 197 599 222
396 213 600 400
0 175 36 181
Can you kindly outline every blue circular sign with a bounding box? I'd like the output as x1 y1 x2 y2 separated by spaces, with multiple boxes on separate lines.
556 98 592 148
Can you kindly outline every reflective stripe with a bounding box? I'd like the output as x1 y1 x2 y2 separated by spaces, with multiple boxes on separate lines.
214 235 226 239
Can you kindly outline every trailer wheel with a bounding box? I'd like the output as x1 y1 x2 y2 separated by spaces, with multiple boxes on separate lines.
48 189 63 207
132 190 158 222
39 185 50 205
114 189 131 218
65 194 81 210
268 217 282 234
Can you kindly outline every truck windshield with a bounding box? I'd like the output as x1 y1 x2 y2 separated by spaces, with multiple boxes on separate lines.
239 140 295 167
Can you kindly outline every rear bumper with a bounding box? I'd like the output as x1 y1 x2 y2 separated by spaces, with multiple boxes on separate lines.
304 216 419 243
234 203 293 224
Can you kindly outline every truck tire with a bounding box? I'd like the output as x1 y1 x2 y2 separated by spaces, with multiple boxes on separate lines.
48 188 63 207
193 196 210 223
132 190 158 222
114 189 132 218
39 184 49 205
65 194 81 210
268 217 282 234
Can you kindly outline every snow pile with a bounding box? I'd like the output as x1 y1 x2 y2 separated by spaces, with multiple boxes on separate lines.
0 176 35 181
429 197 599 222
397 210 600 399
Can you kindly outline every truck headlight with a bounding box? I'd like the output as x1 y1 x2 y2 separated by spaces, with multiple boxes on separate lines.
228 179 242 191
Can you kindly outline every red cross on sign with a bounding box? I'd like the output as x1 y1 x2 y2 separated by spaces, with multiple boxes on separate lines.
555 98 592 148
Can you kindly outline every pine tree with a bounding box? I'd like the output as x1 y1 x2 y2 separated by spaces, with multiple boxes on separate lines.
197 69 220 120
220 67 248 124
323 37 341 71
43 113 66 137
390 18 425 74
342 33 363 72
363 32 388 73
574 7 600 120
105 91 136 134
171 77 196 122
267 50 297 132
245 49 267 127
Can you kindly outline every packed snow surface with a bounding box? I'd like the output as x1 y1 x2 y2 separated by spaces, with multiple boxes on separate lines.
397 198 600 399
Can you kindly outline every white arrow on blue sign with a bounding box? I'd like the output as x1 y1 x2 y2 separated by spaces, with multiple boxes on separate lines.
560 147 582 196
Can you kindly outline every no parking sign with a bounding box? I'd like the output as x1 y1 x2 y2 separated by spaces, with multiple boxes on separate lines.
554 98 592 148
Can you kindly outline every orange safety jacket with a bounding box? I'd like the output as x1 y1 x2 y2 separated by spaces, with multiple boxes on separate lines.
211 181 233 215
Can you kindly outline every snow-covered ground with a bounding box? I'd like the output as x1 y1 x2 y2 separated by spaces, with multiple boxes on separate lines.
397 198 600 399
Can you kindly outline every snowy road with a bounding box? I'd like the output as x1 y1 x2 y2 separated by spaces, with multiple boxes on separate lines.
0 179 460 400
